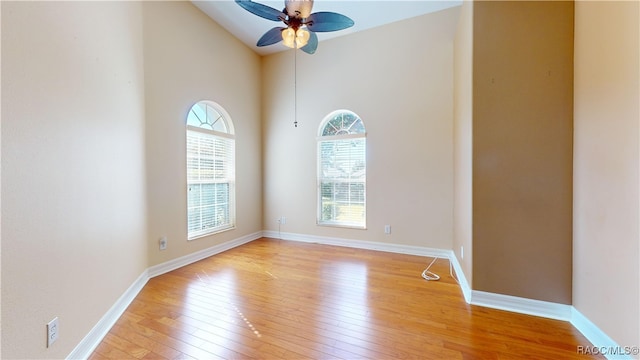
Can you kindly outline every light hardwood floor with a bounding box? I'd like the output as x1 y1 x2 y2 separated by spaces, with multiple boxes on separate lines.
90 237 600 359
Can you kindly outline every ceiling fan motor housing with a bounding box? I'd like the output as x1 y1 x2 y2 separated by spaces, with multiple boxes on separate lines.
285 0 314 19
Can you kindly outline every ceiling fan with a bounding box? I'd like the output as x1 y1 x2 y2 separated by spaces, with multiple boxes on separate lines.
235 0 355 54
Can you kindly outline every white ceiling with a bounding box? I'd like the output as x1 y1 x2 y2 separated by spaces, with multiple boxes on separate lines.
192 0 462 56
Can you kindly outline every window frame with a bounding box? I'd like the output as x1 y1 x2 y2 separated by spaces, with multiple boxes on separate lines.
317 110 367 229
186 101 236 240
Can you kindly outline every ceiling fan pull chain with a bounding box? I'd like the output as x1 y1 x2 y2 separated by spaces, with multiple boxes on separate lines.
294 48 298 128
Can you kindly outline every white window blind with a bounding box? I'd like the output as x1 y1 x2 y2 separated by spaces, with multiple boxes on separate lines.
318 111 366 228
186 127 235 239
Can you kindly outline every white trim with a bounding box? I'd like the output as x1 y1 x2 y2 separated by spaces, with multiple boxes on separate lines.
470 290 572 321
571 308 633 360
444 246 574 322
448 252 472 303
66 270 149 360
148 231 262 278
263 230 452 258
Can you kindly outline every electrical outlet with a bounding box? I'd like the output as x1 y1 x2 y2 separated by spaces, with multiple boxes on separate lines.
159 236 167 251
281 216 286 225
47 317 59 347
460 245 464 259
384 225 391 234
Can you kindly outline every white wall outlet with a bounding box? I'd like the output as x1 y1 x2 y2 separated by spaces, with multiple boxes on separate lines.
159 236 167 251
384 225 391 234
460 245 464 259
47 317 59 347
281 216 286 225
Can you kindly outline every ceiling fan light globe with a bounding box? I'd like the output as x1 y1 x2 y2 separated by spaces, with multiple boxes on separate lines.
282 27 296 48
295 28 310 48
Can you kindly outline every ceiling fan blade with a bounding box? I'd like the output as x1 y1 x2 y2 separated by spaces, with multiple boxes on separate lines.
257 27 285 47
306 12 354 33
235 0 283 22
300 31 318 54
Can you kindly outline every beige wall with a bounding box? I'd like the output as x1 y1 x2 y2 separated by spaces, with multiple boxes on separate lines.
3 0 638 357
573 0 639 348
1 2 148 358
1 2 263 358
262 8 460 250
453 1 474 285
1 3 3 355
143 2 263 266
472 1 574 303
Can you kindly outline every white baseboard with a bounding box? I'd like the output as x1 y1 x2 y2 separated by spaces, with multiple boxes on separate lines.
67 270 149 360
571 308 633 360
471 290 572 321
447 252 473 303
447 249 573 321
263 230 453 258
147 231 262 278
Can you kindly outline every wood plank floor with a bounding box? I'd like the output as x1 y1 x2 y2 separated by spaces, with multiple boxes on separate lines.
90 238 601 360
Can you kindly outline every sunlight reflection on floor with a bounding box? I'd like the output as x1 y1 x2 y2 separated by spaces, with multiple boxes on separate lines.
192 269 263 339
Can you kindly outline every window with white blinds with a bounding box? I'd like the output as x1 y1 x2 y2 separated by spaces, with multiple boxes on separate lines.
186 101 235 240
317 110 366 228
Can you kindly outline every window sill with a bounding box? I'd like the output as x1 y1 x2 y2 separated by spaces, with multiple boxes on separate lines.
317 222 367 230
188 225 236 241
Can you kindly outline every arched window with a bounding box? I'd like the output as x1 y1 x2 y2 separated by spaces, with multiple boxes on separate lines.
186 101 235 239
317 110 366 228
